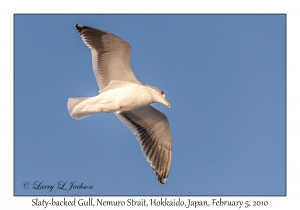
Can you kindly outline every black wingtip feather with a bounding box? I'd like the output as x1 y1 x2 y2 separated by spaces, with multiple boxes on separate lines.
154 169 167 185
74 24 111 37
75 24 81 28
75 24 85 32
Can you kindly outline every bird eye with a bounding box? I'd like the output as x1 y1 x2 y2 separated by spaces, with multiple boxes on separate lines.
160 90 164 95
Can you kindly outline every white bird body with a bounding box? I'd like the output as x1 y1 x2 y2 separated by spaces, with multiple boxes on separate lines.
68 24 172 184
68 82 161 118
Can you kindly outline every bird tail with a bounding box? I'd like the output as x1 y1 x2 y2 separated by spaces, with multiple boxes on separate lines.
67 97 93 120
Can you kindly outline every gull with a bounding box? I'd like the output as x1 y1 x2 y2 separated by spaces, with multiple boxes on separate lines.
67 24 172 184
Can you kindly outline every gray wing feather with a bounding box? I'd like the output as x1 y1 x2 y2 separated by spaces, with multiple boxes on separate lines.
75 24 141 91
116 105 172 184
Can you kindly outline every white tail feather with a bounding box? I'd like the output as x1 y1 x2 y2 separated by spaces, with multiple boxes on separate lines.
67 97 92 120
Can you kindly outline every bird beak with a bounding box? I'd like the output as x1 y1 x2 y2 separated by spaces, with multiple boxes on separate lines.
165 100 171 108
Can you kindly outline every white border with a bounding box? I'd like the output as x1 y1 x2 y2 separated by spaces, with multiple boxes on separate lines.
2 0 298 209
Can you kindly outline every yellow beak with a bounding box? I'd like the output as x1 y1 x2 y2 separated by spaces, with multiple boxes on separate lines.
165 100 171 108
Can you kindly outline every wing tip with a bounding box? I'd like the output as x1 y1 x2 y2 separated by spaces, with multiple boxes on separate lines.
75 23 83 28
75 24 85 31
159 177 167 185
153 168 169 185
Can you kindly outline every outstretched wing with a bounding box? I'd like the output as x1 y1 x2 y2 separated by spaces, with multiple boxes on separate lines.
75 24 141 92
116 105 172 184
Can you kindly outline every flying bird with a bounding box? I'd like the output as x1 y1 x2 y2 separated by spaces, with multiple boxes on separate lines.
67 24 172 184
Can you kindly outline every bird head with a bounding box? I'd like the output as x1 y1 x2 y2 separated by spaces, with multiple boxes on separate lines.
149 86 171 108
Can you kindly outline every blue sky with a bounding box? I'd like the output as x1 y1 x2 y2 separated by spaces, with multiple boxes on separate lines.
14 14 285 196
